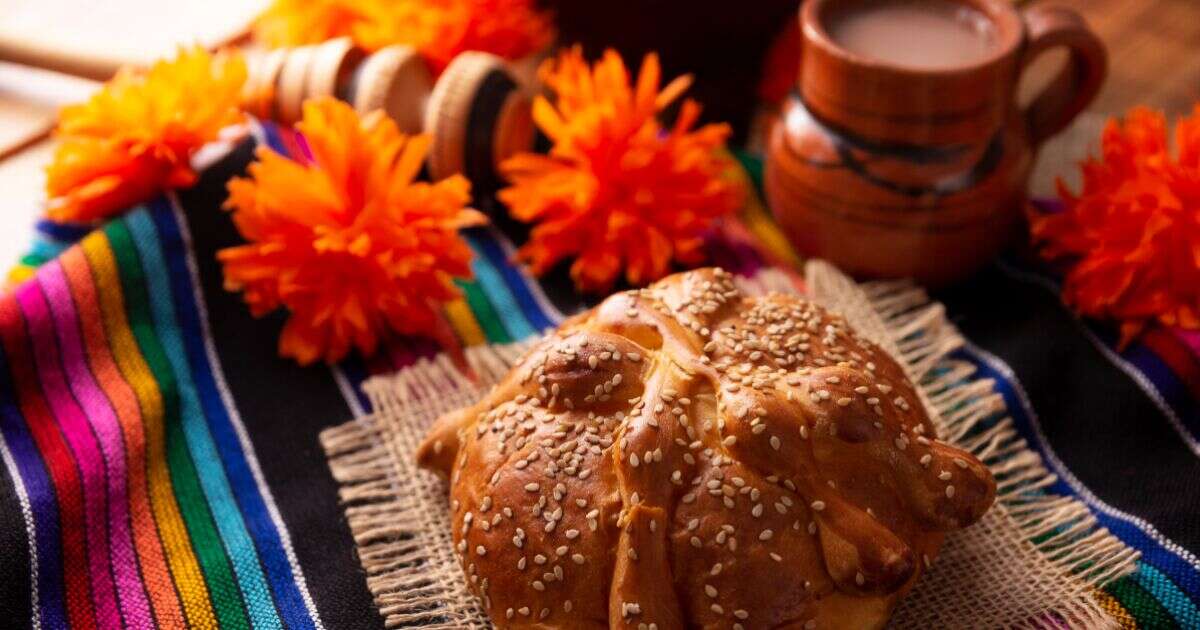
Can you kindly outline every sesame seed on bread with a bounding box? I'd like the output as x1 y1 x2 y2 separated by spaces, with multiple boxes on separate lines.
417 267 996 629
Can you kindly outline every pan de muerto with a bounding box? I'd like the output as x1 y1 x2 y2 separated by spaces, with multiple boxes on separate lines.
417 268 996 629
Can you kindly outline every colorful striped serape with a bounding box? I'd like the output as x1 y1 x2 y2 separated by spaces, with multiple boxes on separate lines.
0 201 341 629
0 125 1197 628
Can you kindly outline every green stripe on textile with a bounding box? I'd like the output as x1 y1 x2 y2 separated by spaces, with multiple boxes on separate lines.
456 279 511 344
732 150 766 196
1132 562 1200 627
31 238 66 261
467 244 536 341
105 221 252 630
1105 573 1177 629
127 210 282 630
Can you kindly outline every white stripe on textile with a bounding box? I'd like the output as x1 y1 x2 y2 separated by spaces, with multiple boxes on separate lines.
996 260 1200 458
964 340 1200 574
0 434 39 630
169 194 327 629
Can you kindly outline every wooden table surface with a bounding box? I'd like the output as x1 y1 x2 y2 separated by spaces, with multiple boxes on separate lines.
1050 0 1200 116
1022 0 1200 195
0 0 1197 267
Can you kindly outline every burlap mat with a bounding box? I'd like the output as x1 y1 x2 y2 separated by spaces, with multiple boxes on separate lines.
321 262 1138 629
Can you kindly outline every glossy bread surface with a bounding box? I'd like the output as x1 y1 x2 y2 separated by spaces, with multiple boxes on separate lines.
418 268 996 629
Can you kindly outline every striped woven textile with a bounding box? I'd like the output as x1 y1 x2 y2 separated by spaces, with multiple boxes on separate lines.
936 260 1200 629
0 122 1197 628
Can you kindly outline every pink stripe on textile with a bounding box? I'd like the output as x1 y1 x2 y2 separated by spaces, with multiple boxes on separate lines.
41 261 154 627
16 279 123 630
1171 328 1200 357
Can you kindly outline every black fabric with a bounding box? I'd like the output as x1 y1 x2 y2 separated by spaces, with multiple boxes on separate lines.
476 195 591 319
0 442 32 626
175 140 380 629
936 262 1200 554
4 128 1196 629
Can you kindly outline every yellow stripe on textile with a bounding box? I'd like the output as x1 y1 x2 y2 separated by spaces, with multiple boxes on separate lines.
81 233 220 629
444 298 487 347
1094 588 1139 629
7 265 36 287
738 182 804 269
718 151 804 269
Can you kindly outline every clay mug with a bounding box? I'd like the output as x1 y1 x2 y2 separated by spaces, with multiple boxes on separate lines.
765 0 1106 286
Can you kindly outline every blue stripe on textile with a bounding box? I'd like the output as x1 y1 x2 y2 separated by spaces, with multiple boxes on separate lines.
260 122 289 156
0 345 67 628
125 209 284 630
334 354 372 416
30 238 67 262
959 345 1200 605
1121 340 1200 440
466 241 536 342
151 199 319 629
35 219 94 244
1133 561 1200 627
482 225 567 325
464 230 556 332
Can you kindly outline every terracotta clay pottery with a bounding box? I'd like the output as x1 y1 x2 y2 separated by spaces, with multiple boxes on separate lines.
765 0 1106 286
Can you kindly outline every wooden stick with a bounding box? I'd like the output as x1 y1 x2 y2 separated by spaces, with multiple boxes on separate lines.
0 38 123 81
0 26 254 82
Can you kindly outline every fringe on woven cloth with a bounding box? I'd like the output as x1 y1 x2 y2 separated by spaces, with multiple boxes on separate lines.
320 261 1139 629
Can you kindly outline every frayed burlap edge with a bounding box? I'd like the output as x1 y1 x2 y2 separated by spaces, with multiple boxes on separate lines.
320 262 1138 629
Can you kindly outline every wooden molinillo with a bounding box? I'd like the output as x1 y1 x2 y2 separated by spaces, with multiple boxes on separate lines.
242 38 535 188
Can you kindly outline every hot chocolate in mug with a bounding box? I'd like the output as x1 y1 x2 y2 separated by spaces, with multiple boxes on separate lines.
765 0 1106 286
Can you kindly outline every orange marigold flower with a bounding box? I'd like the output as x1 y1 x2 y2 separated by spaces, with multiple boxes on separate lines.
353 0 553 74
498 47 741 292
1029 104 1200 347
46 47 246 223
254 0 367 47
219 98 486 364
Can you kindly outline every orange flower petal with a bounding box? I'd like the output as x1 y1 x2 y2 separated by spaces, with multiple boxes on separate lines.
350 0 553 74
220 98 481 364
500 47 742 293
1029 103 1200 345
46 47 245 223
254 0 366 47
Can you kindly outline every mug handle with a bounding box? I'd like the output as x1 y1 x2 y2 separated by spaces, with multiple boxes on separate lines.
1018 5 1107 146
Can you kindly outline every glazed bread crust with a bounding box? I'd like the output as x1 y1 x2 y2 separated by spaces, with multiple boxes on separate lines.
417 268 995 629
